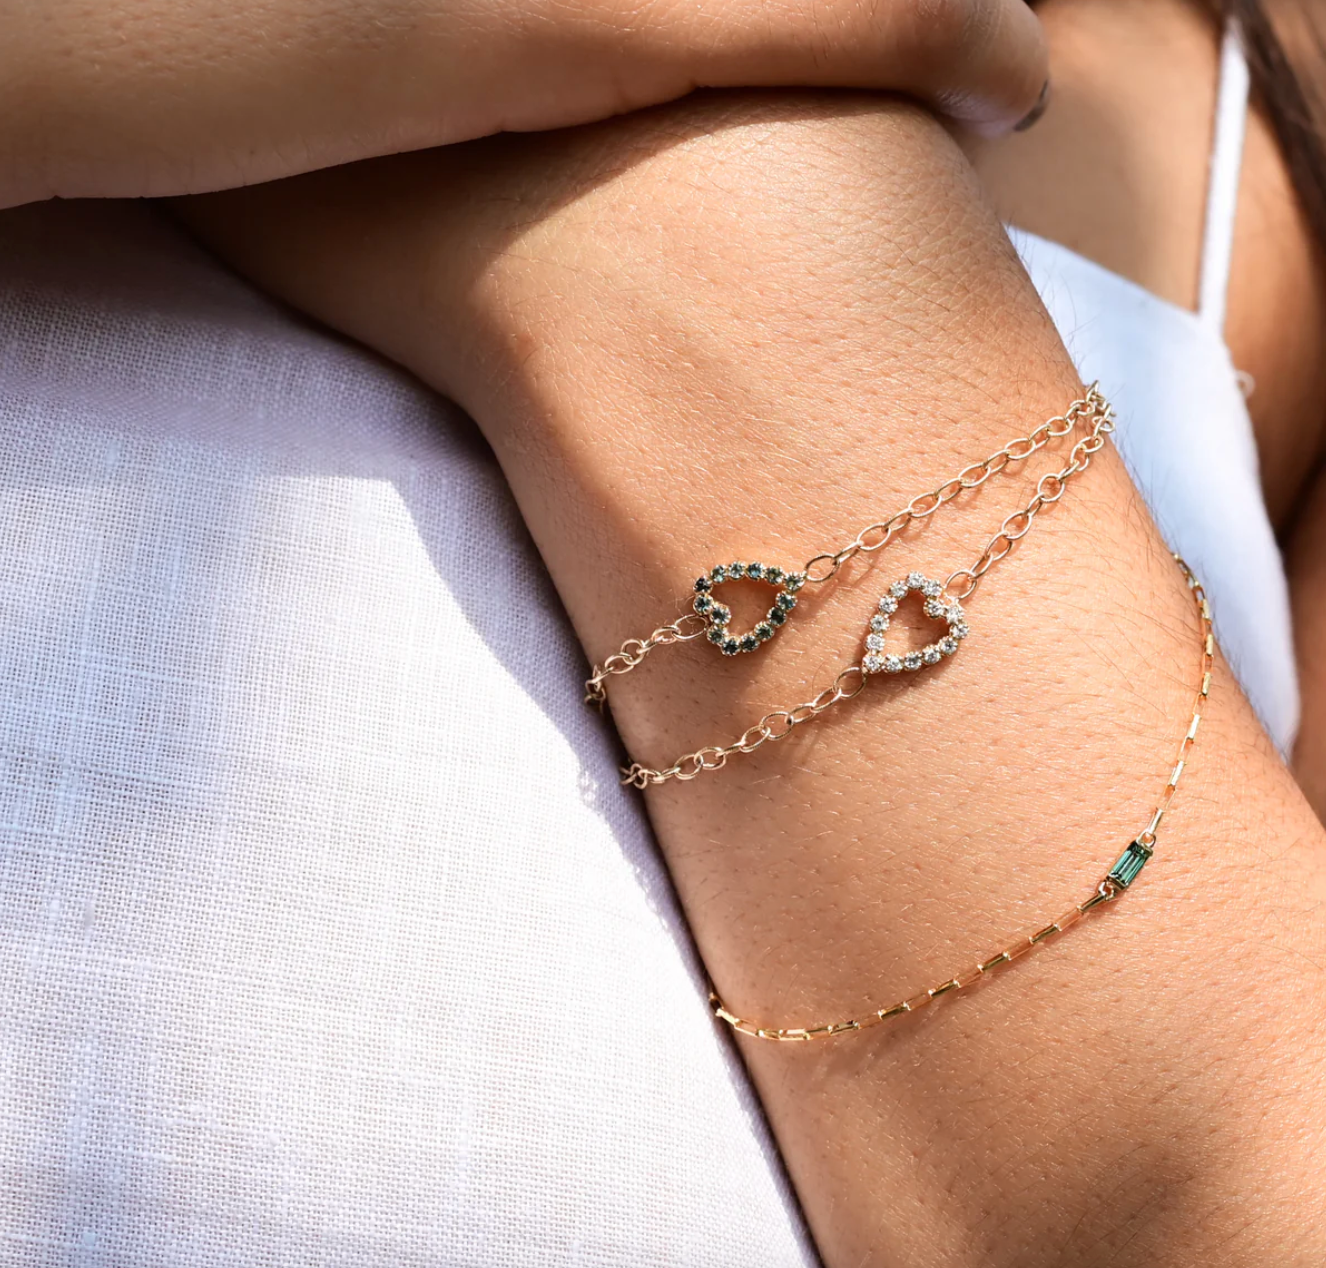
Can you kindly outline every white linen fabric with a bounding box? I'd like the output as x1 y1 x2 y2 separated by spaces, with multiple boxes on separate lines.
0 201 818 1267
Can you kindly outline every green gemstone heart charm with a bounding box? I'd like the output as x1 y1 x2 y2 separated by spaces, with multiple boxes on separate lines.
693 561 807 655
861 572 968 675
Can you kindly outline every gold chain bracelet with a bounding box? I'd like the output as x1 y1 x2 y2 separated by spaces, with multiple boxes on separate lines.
594 386 1115 786
709 555 1214 1041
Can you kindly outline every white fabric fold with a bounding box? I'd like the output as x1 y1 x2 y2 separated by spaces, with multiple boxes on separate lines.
0 201 817 1267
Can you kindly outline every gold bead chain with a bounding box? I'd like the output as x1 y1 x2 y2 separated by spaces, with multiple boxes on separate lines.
709 556 1215 1041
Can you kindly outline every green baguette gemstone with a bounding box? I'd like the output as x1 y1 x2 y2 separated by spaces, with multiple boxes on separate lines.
1107 840 1153 889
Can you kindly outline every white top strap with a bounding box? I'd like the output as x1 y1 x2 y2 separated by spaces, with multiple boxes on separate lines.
1198 21 1251 333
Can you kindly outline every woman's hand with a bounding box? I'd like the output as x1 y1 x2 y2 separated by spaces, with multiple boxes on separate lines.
0 0 1045 207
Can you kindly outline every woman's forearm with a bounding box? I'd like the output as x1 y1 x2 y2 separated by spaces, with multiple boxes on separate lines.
178 94 1326 1266
0 0 1046 208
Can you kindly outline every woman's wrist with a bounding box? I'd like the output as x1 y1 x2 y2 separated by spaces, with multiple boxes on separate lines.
178 92 1326 1266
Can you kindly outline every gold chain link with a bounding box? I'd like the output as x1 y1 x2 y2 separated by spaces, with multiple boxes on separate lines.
589 386 1110 714
801 385 1111 589
709 556 1214 1041
584 614 710 706
943 399 1112 601
621 664 868 788
620 389 1114 785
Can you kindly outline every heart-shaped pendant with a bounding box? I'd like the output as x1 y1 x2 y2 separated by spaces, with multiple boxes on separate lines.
861 572 968 675
692 561 808 655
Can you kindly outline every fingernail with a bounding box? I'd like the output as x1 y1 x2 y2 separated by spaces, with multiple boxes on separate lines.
1014 79 1051 132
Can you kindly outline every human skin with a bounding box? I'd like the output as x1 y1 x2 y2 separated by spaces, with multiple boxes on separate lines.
178 86 1326 1264
965 0 1326 820
1288 486 1326 816
0 0 1047 208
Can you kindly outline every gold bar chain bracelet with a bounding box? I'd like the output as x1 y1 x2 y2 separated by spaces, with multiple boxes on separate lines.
709 555 1214 1041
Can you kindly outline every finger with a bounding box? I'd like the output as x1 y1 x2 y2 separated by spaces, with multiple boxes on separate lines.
652 0 1050 137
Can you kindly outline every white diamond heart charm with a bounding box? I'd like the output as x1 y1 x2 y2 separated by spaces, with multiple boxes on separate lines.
861 572 968 675
692 561 807 655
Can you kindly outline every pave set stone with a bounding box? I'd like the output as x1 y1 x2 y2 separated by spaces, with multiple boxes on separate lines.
861 572 967 675
694 561 807 655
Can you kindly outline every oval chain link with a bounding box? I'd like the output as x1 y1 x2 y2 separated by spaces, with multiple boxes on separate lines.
620 665 866 788
584 614 709 707
944 403 1112 601
800 385 1110 586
